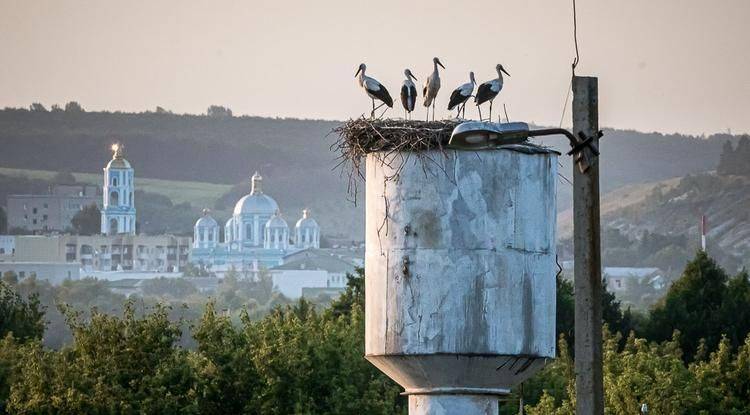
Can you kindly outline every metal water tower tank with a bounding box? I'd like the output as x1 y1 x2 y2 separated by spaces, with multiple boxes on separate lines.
365 147 558 414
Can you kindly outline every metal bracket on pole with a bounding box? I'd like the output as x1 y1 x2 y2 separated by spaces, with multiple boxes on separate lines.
525 128 603 173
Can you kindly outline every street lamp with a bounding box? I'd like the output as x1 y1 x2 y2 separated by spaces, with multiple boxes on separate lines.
447 121 601 172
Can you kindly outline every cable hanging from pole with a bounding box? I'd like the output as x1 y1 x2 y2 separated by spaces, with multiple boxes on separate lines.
572 0 580 76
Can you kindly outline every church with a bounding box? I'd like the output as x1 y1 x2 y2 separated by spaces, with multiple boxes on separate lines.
190 171 321 275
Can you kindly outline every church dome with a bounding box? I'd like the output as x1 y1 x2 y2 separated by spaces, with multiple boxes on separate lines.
106 143 132 169
295 209 319 229
195 209 218 228
266 211 289 229
233 172 279 216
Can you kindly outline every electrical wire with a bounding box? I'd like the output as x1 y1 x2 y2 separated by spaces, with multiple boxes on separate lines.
572 0 580 75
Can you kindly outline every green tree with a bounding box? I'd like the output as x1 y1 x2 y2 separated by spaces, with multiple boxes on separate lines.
63 101 84 113
720 270 750 349
141 277 198 298
182 262 211 278
1 272 17 285
556 275 575 346
7 302 198 414
206 105 232 118
29 103 47 112
554 275 631 351
0 281 45 342
70 204 101 235
327 267 365 319
647 251 730 360
191 301 259 414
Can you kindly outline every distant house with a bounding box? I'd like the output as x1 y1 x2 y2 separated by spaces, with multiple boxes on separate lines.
602 267 665 292
270 249 360 299
560 261 666 292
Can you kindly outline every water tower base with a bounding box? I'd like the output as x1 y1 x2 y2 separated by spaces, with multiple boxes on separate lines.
409 394 499 415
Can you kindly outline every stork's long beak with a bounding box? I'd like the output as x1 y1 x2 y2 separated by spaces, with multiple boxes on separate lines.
501 67 510 77
355 67 362 77
409 73 418 81
437 60 446 69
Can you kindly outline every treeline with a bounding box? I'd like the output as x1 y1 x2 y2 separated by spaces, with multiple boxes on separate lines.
1 252 750 413
0 106 741 237
718 135 750 176
2 267 294 349
0 274 402 414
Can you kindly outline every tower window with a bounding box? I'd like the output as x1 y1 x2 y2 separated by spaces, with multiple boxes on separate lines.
112 177 118 186
110 191 119 205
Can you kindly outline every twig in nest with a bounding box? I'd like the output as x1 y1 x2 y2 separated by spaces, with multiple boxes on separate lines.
331 117 459 201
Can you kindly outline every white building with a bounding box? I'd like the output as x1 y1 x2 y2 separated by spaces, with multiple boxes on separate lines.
101 143 136 235
269 249 358 299
603 267 665 292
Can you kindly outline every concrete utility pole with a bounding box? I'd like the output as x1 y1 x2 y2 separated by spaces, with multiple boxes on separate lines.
572 76 604 415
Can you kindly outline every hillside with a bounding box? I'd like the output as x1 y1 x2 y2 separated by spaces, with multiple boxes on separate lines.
0 108 741 239
560 172 750 272
609 173 750 258
0 167 230 208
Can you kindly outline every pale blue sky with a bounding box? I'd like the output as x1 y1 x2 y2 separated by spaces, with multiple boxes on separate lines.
1 0 748 135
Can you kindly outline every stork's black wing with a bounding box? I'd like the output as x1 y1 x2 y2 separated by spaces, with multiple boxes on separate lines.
368 84 393 108
475 82 497 105
447 88 468 110
401 84 416 111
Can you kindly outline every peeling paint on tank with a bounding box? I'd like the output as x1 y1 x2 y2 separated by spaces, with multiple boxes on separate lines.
413 210 441 249
365 148 557 394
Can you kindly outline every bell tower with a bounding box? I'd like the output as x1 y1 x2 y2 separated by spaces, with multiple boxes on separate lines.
101 143 136 235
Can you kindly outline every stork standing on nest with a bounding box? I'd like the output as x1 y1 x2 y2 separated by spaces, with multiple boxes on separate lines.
400 69 418 120
475 64 510 122
422 57 445 121
355 63 393 118
447 71 476 119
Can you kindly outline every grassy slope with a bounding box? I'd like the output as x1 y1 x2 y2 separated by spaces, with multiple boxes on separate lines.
0 167 230 208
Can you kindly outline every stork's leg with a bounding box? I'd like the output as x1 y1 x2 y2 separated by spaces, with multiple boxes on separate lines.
432 101 436 121
377 105 388 119
477 105 483 122
489 101 493 122
371 99 376 118
373 102 386 112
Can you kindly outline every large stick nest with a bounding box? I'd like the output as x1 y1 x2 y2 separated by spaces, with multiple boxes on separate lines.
331 118 460 201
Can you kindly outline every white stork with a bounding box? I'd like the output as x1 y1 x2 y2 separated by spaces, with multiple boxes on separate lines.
475 64 510 122
447 71 476 119
422 57 445 121
355 63 393 118
400 69 418 120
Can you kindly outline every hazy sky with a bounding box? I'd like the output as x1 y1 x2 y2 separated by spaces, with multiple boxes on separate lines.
1 0 748 135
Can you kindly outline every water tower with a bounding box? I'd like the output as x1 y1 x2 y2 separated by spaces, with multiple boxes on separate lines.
365 146 558 414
